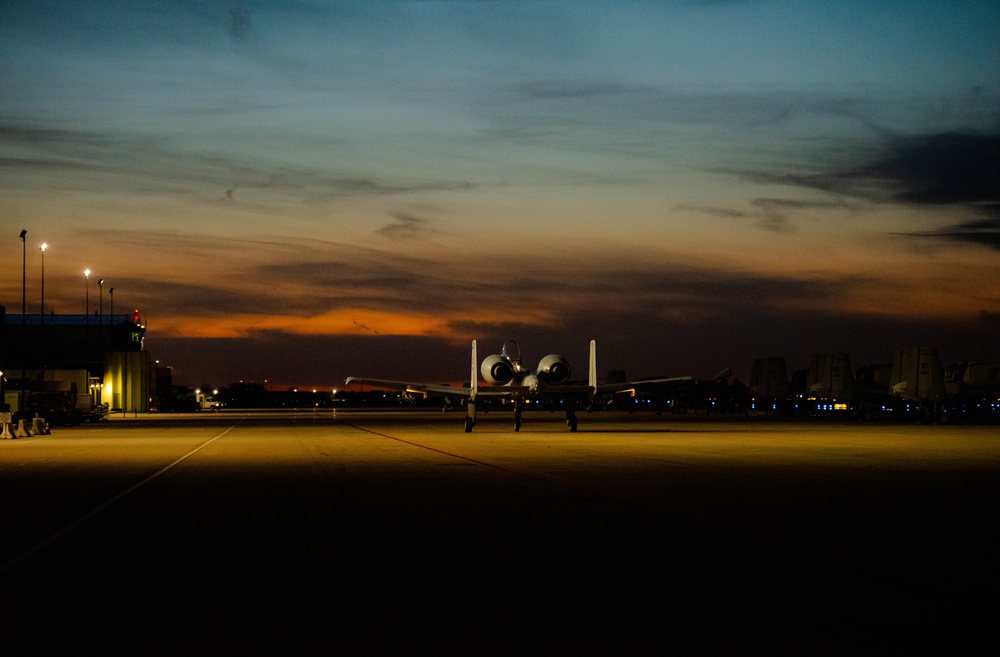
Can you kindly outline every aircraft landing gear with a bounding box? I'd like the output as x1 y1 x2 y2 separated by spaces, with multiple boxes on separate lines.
566 407 578 432
514 401 523 432
465 400 476 433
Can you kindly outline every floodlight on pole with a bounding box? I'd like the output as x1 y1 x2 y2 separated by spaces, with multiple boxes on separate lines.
85 269 91 325
40 243 47 320
20 229 26 412
40 243 47 388
97 277 105 403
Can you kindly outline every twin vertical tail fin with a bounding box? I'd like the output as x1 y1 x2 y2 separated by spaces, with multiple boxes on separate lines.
470 340 478 399
588 340 597 397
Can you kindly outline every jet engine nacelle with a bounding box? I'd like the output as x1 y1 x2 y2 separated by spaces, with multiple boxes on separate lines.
482 354 516 384
537 354 571 384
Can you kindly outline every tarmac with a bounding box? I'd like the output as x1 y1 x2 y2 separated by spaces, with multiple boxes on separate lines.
1 409 997 655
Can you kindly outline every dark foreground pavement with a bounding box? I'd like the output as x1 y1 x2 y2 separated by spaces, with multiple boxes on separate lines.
1 411 997 655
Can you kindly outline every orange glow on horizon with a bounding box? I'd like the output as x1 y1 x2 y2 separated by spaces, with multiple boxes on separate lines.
153 309 449 339
150 307 557 340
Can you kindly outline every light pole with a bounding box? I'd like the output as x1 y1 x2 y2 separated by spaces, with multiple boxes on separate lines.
84 269 91 323
20 229 26 413
40 243 46 321
40 243 47 388
98 278 105 399
109 287 114 324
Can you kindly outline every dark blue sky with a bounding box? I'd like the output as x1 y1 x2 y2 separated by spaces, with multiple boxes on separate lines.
2 1 998 387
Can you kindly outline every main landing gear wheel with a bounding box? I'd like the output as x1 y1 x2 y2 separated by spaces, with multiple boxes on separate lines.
464 416 474 433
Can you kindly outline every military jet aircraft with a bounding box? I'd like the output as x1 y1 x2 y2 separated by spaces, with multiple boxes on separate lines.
346 339 598 432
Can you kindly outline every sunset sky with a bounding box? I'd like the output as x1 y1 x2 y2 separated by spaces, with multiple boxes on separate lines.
2 0 998 389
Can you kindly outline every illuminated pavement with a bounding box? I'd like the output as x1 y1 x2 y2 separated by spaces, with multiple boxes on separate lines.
1 410 997 654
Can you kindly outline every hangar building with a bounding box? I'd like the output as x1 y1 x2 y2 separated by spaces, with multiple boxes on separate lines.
0 305 153 420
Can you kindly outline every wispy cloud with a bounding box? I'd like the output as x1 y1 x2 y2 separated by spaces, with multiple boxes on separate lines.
377 212 432 240
735 131 1000 207
726 129 1000 252
682 197 851 233
852 132 1000 205
139 242 877 337
0 120 477 209
900 218 1000 251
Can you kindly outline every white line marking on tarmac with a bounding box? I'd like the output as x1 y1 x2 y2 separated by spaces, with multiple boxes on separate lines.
336 419 631 505
0 418 247 574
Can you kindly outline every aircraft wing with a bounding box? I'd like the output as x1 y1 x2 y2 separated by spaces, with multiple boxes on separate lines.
600 368 728 397
344 378 595 402
343 377 471 398
622 375 697 391
469 385 530 398
472 384 595 400
596 376 697 397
